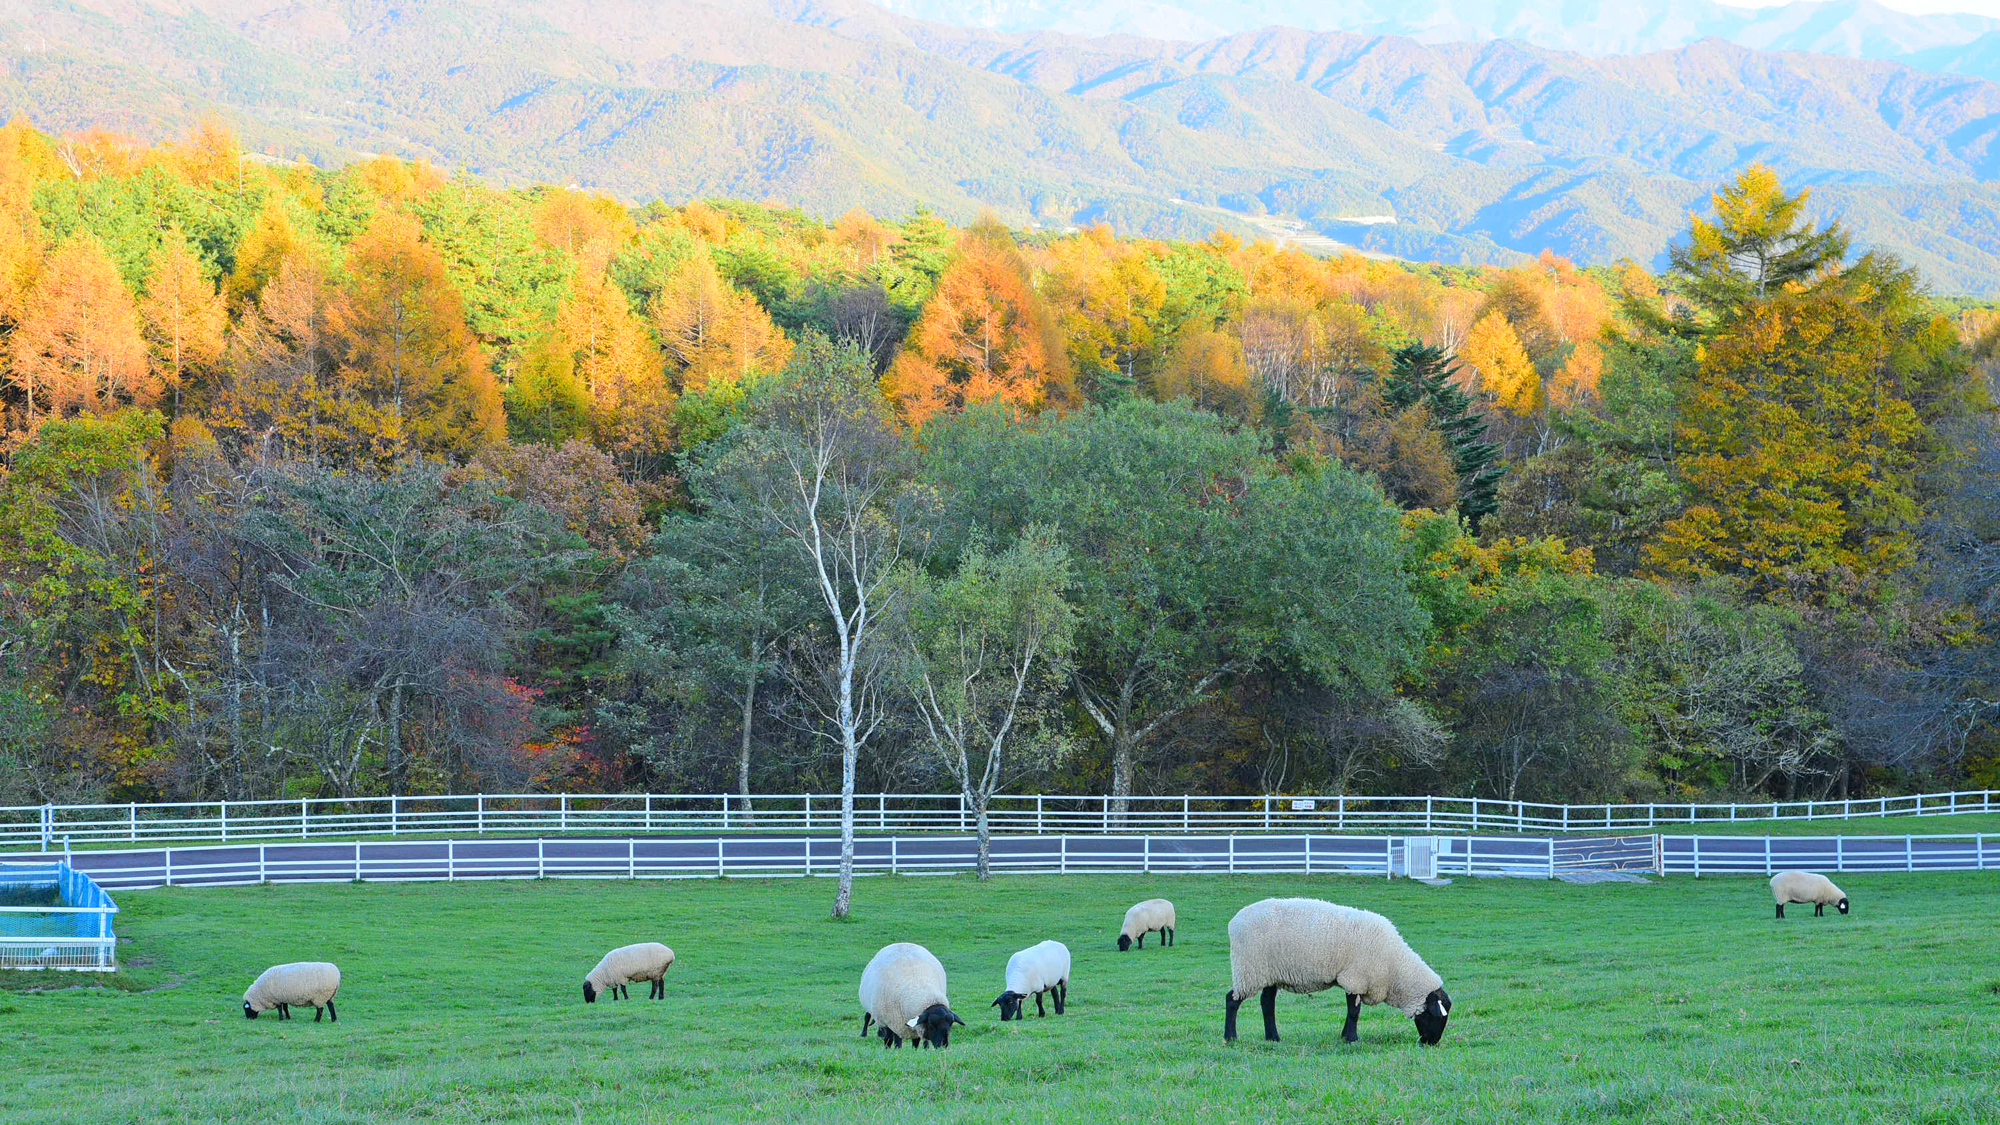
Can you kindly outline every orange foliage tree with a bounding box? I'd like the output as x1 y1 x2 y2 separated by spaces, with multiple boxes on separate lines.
885 223 1070 425
651 253 791 391
6 231 153 439
140 231 228 412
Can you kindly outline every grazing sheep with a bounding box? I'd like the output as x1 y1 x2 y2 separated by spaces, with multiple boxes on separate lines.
1770 871 1849 919
1223 898 1451 1046
992 940 1070 1021
1117 899 1176 951
243 962 341 1023
583 942 676 1003
859 942 964 1049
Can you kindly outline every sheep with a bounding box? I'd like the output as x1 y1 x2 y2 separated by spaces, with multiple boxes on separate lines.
1770 871 1849 919
1117 898 1176 951
242 962 341 1023
583 942 676 1003
991 940 1070 1021
858 942 964 1049
1223 897 1451 1046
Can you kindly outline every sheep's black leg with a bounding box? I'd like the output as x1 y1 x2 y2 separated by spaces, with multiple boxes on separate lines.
1815 903 1824 917
1342 992 1361 1043
1260 986 1280 1042
1036 992 1046 1017
652 978 664 999
1167 927 1175 947
1055 982 1066 1015
1776 903 1785 919
1136 933 1145 949
326 999 337 1023
1223 989 1242 1041
314 1004 324 1023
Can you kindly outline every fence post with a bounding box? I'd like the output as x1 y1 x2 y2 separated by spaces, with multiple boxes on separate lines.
1305 834 1313 875
1229 835 1236 874
1184 795 1191 832
1561 805 1569 832
959 793 967 832
449 841 456 882
41 804 52 851
718 838 726 879
390 796 399 837
478 795 486 835
804 837 812 878
1037 795 1044 834
560 795 569 833
538 839 545 880
1426 795 1434 833
722 793 731 831
1691 836 1700 878
1836 835 1843 872
354 842 361 881
1547 839 1555 880
1764 836 1772 875
1907 835 1914 873
1102 794 1110 832
130 803 137 842
1383 837 1390 880
1060 835 1067 876
164 848 172 887
1263 797 1271 832
301 799 309 840
1143 835 1150 875
259 844 266 884
220 802 229 842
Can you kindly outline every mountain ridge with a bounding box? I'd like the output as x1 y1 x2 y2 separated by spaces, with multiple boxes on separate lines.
7 0 2000 291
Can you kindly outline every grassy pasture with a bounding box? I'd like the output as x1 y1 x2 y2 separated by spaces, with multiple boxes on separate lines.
3 871 1996 1124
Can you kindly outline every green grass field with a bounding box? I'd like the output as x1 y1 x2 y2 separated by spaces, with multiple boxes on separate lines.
4 871 1997 1124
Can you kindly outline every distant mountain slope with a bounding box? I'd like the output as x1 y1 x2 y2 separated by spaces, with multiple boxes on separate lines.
874 0 2000 79
6 0 2000 291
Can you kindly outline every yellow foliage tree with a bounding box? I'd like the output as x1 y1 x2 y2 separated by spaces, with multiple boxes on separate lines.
1152 327 1255 422
141 231 228 412
650 253 791 391
328 212 503 459
534 188 636 269
227 195 304 308
554 264 673 454
1459 311 1539 416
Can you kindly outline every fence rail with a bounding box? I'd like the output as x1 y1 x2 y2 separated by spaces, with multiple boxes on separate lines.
5 831 1993 893
5 789 1997 850
0 861 118 971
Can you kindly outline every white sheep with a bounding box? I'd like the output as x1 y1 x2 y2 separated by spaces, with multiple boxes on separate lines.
583 942 676 1003
859 942 964 1049
991 940 1070 1021
1224 897 1451 1046
1770 871 1849 919
243 961 341 1023
1117 898 1176 951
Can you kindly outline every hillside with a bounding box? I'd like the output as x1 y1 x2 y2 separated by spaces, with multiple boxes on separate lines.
8 0 2000 290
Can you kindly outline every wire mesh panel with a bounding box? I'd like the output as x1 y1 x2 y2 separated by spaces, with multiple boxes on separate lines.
0 862 118 970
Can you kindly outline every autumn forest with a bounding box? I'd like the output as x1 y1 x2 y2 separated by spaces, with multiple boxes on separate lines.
1 119 1995 813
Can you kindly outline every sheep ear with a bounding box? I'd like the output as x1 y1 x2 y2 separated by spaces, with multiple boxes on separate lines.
906 1017 920 1028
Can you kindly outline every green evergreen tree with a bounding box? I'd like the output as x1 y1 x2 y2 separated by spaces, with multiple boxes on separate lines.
1387 343 1505 529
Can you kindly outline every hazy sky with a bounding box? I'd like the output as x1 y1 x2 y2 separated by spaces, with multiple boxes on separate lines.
1731 0 2000 12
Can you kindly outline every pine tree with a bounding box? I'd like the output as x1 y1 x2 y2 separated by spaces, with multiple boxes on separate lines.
1387 343 1504 529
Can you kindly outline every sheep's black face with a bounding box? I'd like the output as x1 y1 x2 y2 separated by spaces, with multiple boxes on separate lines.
915 1004 964 1048
992 991 1023 1021
1117 935 1132 952
243 1002 258 1020
583 982 598 1004
1414 988 1451 1045
1837 898 1850 915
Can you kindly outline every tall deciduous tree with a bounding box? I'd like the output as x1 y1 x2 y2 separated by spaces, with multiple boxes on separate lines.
885 222 1071 425
140 230 227 413
651 253 792 391
328 211 503 460
701 334 927 918
8 231 153 437
899 528 1076 878
925 400 1423 818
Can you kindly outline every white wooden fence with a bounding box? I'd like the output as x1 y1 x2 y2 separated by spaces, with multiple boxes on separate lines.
5 789 1996 850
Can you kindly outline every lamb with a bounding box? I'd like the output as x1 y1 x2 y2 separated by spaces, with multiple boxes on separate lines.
583 942 676 1003
1223 897 1451 1046
991 940 1070 1021
242 962 341 1023
1770 871 1849 919
1117 898 1176 951
858 942 964 1049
